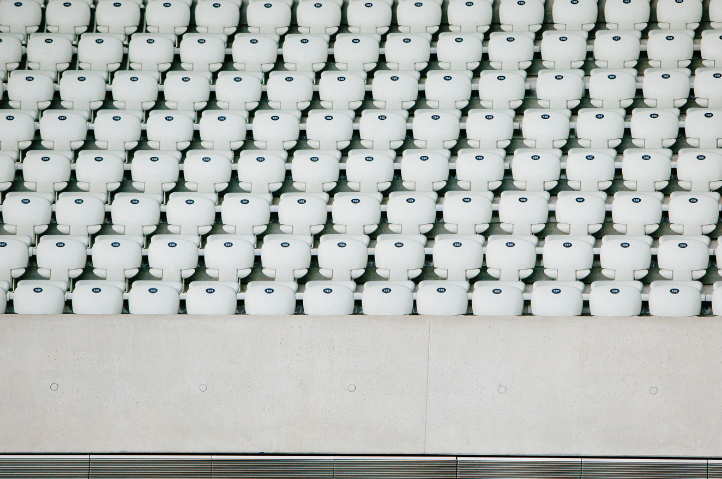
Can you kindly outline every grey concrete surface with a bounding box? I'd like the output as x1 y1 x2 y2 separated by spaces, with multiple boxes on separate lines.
0 315 720 455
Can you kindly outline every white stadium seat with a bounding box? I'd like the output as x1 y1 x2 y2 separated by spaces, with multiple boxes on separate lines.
442 192 492 234
277 194 328 235
252 111 301 150
291 151 340 192
565 150 615 191
13 282 65 314
374 237 425 280
302 283 355 315
246 0 292 35
95 0 141 35
455 149 505 192
694 68 722 107
667 192 720 235
685 109 722 148
552 0 597 30
436 34 482 71
36 237 87 285
331 194 381 234
194 1 240 35
0 237 29 290
397 0 442 33
305 110 353 149
432 236 483 280
373 71 421 109
487 32 534 70
575 109 625 149
319 71 366 109
465 109 515 148
648 281 701 317
54 194 105 237
416 283 468 315
530 282 583 316
542 237 593 280
447 0 492 33
589 282 643 316
199 111 247 150
511 150 561 191
128 35 175 72
471 283 525 315
2 195 52 242
296 0 341 35
424 71 472 109
346 0 392 34
535 70 583 109
128 284 180 314
244 283 297 315
203 236 254 283
22 152 71 193
594 31 641 68
220 194 271 235
521 109 570 148
676 150 722 192
186 283 238 315
148 237 199 283
643 69 691 108
588 69 637 108
540 32 587 69
386 193 437 234
499 0 544 32
611 192 663 235
0 0 42 34
478 71 526 109
485 236 537 280
179 35 226 72
215 73 262 111
237 152 286 194
630 108 680 148
318 237 368 281
46 0 90 35
657 236 710 281
656 0 702 30
604 0 649 30
260 235 312 282
646 30 694 69
78 34 124 71
110 195 161 236
165 194 216 235
232 34 278 72
145 0 190 35
384 34 431 71
112 73 159 111
359 110 408 149
282 34 329 72
8 72 54 110
361 283 413 315
554 193 606 235
91 237 142 282
59 73 106 111
600 236 652 280
184 152 232 193
332 36 379 72
498 192 549 234
345 151 395 193
621 149 672 191
93 112 142 152
72 283 124 314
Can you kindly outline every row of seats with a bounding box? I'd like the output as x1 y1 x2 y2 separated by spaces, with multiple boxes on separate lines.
4 67 722 115
1 107 720 156
8 147 722 201
1 29 721 77
1 0 718 42
1 233 718 293
3 188 721 245
6 279 722 317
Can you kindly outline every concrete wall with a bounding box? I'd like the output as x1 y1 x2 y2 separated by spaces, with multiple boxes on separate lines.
1 315 721 455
